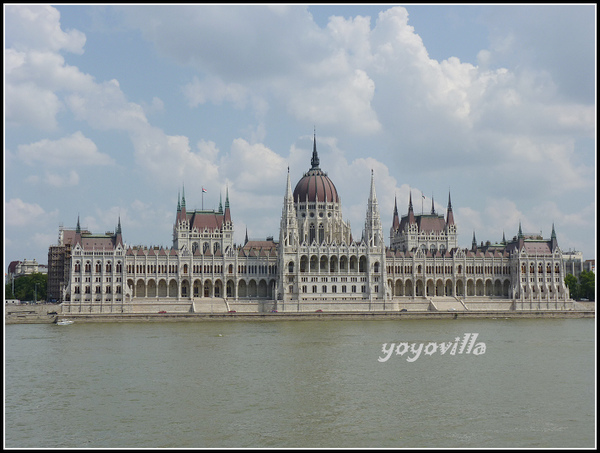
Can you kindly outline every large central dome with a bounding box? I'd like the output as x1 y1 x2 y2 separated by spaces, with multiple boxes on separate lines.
293 135 339 203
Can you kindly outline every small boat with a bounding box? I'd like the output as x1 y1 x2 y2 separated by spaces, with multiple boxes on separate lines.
56 319 74 325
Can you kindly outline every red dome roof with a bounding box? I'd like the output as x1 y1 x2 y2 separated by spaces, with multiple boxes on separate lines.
293 169 339 203
292 133 339 203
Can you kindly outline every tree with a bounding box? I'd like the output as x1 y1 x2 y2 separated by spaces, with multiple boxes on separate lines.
4 273 47 302
564 273 580 300
579 270 595 301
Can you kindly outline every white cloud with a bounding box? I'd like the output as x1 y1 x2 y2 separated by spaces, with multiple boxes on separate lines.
5 199 47 226
5 5 86 54
45 170 80 188
183 76 250 109
222 139 288 193
17 132 114 167
5 80 62 130
4 5 595 263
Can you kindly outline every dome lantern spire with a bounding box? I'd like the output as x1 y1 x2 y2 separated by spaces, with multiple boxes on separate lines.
311 128 320 170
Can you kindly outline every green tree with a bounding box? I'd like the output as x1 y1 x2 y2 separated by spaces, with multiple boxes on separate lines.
5 273 47 302
564 273 580 300
578 270 595 301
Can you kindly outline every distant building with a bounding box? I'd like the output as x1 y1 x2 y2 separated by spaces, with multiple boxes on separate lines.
54 133 574 313
7 259 47 281
562 250 586 278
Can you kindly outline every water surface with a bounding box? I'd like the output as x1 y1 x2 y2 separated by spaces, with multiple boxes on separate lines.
4 318 596 448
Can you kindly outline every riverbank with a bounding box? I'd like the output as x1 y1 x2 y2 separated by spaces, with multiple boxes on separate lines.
5 303 595 324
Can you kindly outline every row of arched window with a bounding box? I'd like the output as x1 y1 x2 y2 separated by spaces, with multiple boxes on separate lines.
521 263 561 274
293 255 377 273
74 261 122 273
73 285 122 294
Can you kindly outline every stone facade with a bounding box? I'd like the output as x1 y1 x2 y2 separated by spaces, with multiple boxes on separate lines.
56 135 572 314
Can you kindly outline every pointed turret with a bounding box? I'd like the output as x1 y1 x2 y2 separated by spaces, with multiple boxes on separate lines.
224 186 232 224
517 221 525 249
407 192 416 224
73 214 82 246
310 130 320 170
445 191 455 226
392 196 400 231
431 195 436 215
176 187 187 224
518 221 523 238
280 166 299 247
115 216 124 247
550 223 558 251
472 231 477 251
364 169 383 248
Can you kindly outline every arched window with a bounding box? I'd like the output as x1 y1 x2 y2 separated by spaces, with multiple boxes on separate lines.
359 256 367 273
288 261 294 273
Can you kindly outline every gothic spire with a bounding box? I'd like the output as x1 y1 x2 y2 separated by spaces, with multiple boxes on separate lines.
310 129 320 170
408 191 416 224
392 195 400 231
551 222 558 251
364 169 382 247
518 221 523 238
224 185 232 223
446 190 455 226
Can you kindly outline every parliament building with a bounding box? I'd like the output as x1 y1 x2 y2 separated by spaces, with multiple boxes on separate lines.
51 135 572 314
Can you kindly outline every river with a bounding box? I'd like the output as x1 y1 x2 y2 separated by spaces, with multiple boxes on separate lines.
4 318 596 448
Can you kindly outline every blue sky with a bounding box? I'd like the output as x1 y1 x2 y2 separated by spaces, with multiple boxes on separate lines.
4 4 596 268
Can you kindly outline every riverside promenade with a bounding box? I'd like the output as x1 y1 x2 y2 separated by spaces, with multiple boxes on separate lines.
5 302 595 324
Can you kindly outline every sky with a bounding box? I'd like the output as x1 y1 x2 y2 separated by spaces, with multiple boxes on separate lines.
4 4 597 269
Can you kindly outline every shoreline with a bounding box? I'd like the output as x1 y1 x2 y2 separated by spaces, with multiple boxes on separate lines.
5 309 595 324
